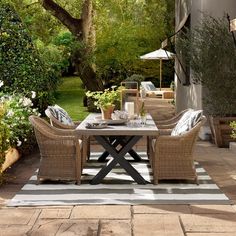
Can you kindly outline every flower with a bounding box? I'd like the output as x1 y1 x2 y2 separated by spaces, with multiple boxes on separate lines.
0 81 4 88
0 92 39 150
17 140 22 147
22 97 33 107
86 87 121 109
31 91 36 99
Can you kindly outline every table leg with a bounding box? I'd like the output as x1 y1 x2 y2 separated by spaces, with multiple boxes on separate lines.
98 136 142 162
91 135 147 185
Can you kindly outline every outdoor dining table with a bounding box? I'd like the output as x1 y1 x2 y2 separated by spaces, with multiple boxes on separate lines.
76 113 159 185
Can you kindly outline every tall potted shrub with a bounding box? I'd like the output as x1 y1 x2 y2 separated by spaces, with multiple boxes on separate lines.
176 15 236 147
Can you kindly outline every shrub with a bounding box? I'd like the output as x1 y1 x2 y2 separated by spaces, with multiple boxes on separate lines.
176 15 236 116
125 74 145 87
0 90 40 152
0 3 57 113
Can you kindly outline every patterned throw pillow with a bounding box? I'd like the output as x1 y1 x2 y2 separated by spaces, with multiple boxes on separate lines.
171 109 202 136
48 105 74 126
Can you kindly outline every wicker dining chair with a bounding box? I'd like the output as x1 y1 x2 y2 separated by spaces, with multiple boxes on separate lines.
157 109 191 128
150 116 206 185
29 115 83 184
45 107 90 167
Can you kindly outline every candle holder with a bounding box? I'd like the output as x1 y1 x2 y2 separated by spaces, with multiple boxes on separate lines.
120 81 139 115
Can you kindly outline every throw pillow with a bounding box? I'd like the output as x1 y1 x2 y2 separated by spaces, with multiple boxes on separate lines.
171 109 202 136
48 105 74 126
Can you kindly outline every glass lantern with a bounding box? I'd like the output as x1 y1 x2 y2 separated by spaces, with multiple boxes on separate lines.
120 81 139 117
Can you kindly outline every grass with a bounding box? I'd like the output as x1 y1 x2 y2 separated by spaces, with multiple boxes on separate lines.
55 76 89 121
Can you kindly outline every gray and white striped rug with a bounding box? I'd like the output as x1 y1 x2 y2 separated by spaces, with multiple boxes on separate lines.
8 152 230 206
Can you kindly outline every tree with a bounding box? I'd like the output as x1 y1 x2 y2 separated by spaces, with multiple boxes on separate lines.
40 0 104 91
7 0 175 89
94 0 175 86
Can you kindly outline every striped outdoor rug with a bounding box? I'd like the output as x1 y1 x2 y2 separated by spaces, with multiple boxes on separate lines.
8 152 230 206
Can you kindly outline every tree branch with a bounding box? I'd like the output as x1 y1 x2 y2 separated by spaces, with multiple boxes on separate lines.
41 0 82 39
26 1 40 8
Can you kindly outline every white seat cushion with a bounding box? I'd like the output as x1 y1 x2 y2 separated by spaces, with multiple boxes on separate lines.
48 105 74 126
171 109 202 136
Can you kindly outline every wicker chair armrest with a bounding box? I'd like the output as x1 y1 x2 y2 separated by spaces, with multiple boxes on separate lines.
157 109 190 125
52 119 77 129
45 132 77 141
159 129 172 135
157 134 184 142
157 123 176 129
157 118 178 125
48 126 78 136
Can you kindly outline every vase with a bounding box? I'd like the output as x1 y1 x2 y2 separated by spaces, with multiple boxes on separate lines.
100 105 115 120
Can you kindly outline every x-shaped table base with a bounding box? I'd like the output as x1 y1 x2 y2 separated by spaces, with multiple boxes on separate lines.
98 136 142 162
91 135 147 185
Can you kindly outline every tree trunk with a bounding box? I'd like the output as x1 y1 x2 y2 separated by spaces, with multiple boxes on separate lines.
41 0 104 91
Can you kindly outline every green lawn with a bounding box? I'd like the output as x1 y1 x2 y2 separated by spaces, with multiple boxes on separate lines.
55 76 89 121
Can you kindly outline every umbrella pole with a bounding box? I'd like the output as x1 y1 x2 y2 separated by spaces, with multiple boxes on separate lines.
160 59 162 91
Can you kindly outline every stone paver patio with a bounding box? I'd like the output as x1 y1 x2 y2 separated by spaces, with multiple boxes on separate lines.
0 98 236 235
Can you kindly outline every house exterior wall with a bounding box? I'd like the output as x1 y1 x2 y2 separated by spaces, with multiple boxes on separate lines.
175 0 236 114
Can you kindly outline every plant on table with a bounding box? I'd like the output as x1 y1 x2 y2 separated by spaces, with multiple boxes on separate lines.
86 86 121 119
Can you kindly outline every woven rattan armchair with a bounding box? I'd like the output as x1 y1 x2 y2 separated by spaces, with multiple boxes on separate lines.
45 107 90 167
29 115 82 184
157 109 190 128
150 116 206 185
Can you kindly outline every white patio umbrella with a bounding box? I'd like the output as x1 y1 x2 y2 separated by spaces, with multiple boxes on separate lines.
140 48 175 90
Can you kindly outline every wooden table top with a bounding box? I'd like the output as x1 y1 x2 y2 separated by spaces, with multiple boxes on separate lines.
76 113 159 136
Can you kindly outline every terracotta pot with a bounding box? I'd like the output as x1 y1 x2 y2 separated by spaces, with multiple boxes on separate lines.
1 148 20 172
100 105 115 120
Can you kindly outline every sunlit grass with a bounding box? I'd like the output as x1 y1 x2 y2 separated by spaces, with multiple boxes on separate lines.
55 76 89 121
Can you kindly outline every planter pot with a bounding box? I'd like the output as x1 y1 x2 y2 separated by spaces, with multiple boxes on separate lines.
100 105 115 120
1 148 20 173
229 142 236 154
209 116 236 148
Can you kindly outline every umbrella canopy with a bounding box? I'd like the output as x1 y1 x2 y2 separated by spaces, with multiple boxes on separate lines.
140 48 175 90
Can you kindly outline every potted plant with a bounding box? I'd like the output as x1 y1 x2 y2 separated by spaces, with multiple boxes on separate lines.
176 15 236 147
86 86 121 119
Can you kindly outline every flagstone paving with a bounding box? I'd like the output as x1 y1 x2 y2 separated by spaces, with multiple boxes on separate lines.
1 98 236 235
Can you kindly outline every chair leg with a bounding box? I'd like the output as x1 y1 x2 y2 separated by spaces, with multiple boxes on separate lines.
76 141 82 184
153 179 158 185
87 136 90 160
36 176 40 185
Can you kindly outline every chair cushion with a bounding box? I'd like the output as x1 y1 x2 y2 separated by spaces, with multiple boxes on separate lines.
48 105 74 126
171 109 202 136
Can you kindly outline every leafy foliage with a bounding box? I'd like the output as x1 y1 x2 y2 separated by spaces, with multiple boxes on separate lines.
0 3 57 112
86 86 121 109
93 0 175 85
125 74 145 87
0 91 40 175
230 121 236 139
176 15 236 116
3 0 175 90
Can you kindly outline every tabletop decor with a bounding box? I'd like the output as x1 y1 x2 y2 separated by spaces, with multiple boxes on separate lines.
86 86 121 120
139 101 147 126
120 81 139 115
